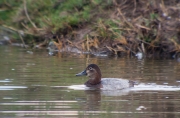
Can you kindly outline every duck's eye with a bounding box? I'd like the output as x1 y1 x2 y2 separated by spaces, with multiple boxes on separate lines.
89 67 93 70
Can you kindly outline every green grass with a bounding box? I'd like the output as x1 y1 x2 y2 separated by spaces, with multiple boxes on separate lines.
24 0 95 32
150 13 158 20
96 19 122 40
0 0 21 23
1 0 109 33
0 0 112 46
0 10 11 21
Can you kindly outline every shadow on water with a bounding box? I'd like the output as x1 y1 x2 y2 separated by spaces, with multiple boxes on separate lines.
0 46 180 117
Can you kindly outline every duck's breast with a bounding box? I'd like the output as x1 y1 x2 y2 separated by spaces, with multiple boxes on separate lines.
101 78 131 90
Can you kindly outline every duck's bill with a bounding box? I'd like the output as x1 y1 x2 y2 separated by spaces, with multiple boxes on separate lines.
76 70 87 76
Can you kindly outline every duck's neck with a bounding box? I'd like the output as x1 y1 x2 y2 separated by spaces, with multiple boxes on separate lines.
85 74 101 87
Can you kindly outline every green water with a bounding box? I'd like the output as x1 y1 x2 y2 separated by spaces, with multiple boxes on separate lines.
0 46 180 118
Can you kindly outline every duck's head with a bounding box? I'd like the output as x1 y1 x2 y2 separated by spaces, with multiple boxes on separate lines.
76 64 102 87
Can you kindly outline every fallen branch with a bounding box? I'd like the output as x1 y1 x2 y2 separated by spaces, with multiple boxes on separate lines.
1 25 35 35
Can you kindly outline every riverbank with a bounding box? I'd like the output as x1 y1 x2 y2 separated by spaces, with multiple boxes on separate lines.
0 0 180 58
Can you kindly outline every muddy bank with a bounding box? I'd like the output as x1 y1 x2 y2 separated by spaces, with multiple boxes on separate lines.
0 0 180 58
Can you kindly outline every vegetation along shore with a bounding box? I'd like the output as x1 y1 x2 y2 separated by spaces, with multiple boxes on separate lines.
0 0 180 58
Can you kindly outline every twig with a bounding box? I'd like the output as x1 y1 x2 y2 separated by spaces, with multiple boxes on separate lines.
133 0 137 15
117 8 135 30
124 45 136 55
1 25 35 35
21 22 30 30
23 0 37 28
141 42 146 54
151 23 161 45
86 35 90 51
136 38 159 47
18 32 26 48
135 24 151 30
106 46 117 55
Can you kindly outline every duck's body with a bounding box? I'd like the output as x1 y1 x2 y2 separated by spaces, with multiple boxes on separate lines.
101 78 133 90
76 64 134 90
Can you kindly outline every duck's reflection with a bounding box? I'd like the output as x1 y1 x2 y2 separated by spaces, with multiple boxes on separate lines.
100 88 131 96
83 90 101 111
81 89 131 111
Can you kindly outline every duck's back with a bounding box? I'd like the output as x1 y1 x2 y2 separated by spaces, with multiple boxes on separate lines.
101 78 133 90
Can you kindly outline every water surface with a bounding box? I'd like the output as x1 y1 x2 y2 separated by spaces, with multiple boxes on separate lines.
0 46 180 118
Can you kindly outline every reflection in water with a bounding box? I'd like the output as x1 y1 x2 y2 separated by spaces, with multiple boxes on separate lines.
83 90 101 111
133 83 180 91
0 46 180 117
69 85 131 96
101 89 131 96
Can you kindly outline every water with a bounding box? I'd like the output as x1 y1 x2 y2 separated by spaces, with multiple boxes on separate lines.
0 46 180 118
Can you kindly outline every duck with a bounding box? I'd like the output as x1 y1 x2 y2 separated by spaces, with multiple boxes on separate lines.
76 64 135 90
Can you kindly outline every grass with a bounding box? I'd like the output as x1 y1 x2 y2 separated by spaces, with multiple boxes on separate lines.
150 13 158 20
24 0 99 32
96 19 122 40
1 0 180 57
1 0 109 33
0 0 21 23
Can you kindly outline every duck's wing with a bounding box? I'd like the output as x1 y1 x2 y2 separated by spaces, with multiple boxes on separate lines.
101 78 131 90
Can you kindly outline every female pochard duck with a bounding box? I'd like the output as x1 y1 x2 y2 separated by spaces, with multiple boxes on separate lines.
76 64 134 90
